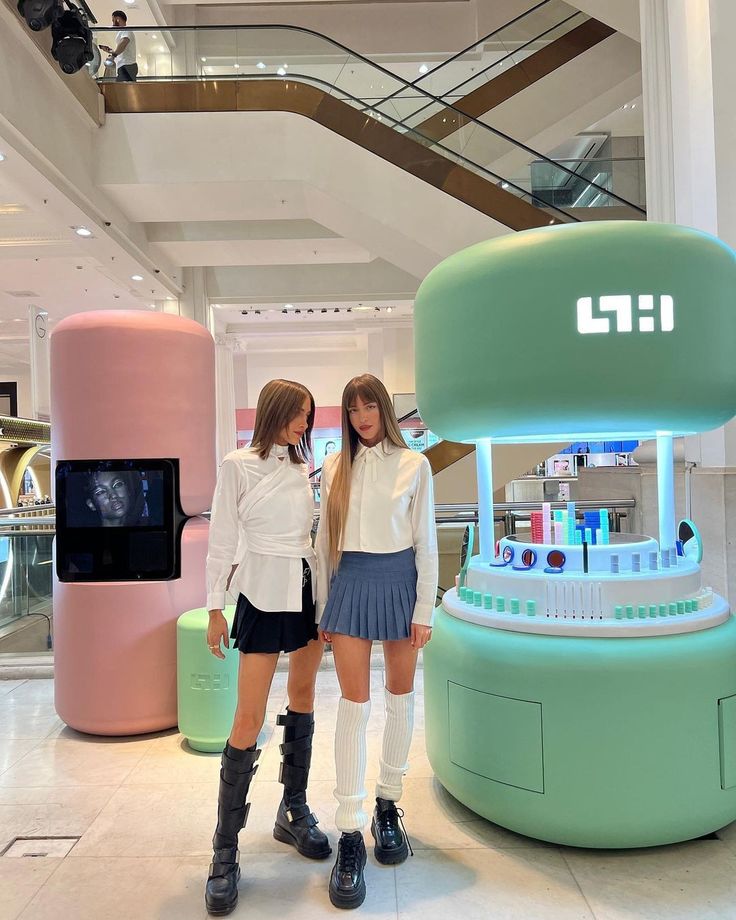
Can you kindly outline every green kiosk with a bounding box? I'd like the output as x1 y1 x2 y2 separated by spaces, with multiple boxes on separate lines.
416 221 736 847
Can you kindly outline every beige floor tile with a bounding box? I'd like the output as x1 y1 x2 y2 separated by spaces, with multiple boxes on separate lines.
0 785 117 853
398 777 552 852
563 839 736 919
2 680 53 704
0 856 63 920
0 697 63 741
17 853 397 920
0 736 153 787
124 725 275 785
395 848 594 919
15 856 207 920
71 781 219 858
0 741 39 777
0 680 27 698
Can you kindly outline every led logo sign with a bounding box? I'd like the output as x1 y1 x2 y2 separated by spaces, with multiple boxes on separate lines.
577 295 674 335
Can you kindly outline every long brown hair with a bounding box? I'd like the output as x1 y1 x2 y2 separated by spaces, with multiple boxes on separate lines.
251 379 315 464
325 374 406 568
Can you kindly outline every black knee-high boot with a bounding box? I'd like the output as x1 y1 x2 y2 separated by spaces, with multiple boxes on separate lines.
272 709 332 859
205 742 260 917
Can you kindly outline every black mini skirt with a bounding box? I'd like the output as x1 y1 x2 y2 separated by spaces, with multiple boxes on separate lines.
230 560 318 654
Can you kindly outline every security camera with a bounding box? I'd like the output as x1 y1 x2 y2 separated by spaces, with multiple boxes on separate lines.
18 0 58 31
51 6 94 74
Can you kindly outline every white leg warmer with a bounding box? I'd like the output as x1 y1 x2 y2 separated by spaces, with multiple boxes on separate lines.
334 697 371 832
376 688 415 802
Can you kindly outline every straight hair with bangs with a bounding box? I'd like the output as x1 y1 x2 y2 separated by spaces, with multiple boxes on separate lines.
250 379 315 465
325 374 406 569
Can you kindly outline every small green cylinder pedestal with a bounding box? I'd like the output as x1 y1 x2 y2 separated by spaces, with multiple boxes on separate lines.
177 606 239 752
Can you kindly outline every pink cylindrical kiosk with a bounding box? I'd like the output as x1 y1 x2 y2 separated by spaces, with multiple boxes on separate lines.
51 311 216 735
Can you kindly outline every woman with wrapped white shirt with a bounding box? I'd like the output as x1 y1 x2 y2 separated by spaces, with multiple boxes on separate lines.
204 379 331 917
316 373 438 910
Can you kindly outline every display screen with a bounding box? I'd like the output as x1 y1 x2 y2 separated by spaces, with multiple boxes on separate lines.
63 468 165 528
56 459 183 582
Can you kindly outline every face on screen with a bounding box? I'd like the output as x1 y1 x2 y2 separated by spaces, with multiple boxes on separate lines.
86 472 135 526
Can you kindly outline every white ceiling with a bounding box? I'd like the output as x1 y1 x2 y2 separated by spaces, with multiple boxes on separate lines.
0 0 645 382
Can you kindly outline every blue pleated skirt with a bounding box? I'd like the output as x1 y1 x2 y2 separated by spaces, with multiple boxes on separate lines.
320 548 417 640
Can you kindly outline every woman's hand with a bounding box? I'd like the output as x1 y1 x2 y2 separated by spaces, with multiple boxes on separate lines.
207 610 229 659
411 624 432 649
320 629 333 644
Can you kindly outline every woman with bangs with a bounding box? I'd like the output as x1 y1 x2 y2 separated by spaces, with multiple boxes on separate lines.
204 378 331 916
316 373 438 909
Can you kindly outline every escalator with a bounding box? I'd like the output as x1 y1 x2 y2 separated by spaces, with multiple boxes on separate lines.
95 24 645 232
372 0 614 143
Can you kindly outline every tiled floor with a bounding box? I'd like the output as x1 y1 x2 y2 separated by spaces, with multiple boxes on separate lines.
2 673 736 919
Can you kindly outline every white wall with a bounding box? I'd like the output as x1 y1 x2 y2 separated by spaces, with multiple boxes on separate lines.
232 323 415 409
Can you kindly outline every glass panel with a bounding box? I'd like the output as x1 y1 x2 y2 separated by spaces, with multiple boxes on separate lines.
0 530 54 655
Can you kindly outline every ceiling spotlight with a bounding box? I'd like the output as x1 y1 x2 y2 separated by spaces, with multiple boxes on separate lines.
321 308 327 314
131 274 143 282
254 309 261 315
201 57 207 62
295 308 301 314
73 226 93 237
256 61 266 70
18 0 56 31
501 182 509 189
277 66 287 76
307 308 314 314
0 153 5 162
151 33 157 39
234 63 240 69
241 309 247 315
374 306 380 312
123 0 135 5
386 306 393 313
346 307 352 313
284 303 293 309
334 308 339 313
419 64 429 74
282 308 288 314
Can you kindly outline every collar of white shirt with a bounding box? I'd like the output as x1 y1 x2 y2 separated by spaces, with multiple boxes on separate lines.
355 438 396 461
270 443 290 459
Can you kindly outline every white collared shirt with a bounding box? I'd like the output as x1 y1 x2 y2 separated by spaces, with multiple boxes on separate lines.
315 440 438 626
206 444 316 613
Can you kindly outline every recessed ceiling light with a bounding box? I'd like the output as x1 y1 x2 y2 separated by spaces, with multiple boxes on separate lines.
386 306 393 313
73 226 93 237
201 57 207 63
123 0 135 4
131 274 143 282
256 61 266 70
419 64 429 74
0 153 6 162
13 318 23 323
501 182 509 189
277 67 287 76
234 63 240 69
150 33 157 39
284 303 293 309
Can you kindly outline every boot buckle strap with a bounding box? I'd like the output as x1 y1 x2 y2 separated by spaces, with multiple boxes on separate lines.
278 762 307 788
277 711 315 728
279 736 312 756
286 805 318 827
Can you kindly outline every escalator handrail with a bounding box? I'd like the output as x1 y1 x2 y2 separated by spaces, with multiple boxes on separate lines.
375 10 583 125
92 23 645 214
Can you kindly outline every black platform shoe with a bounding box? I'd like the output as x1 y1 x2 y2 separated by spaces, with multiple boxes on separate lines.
205 742 260 916
329 831 367 909
370 797 411 865
272 709 332 859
